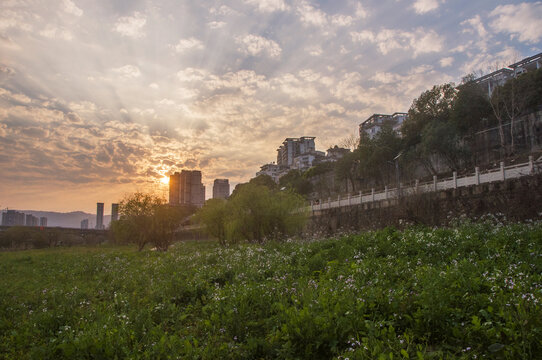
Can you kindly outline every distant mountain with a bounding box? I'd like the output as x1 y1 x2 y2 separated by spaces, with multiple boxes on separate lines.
11 210 112 229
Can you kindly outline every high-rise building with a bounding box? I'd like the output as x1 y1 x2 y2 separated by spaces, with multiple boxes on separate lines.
96 203 104 230
111 203 119 223
277 137 316 167
169 173 180 205
169 170 206 207
2 210 25 226
359 112 407 141
25 214 39 227
39 217 47 227
213 179 230 199
81 219 89 230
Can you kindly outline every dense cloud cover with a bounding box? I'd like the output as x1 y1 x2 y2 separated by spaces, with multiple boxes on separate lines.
0 0 541 212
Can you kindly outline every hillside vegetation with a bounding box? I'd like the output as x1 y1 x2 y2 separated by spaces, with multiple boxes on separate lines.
1 221 541 359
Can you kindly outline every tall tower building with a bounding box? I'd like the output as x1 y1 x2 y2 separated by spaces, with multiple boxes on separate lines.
213 179 230 199
277 137 316 166
169 173 180 205
96 203 104 230
111 203 119 223
169 170 206 207
2 210 25 226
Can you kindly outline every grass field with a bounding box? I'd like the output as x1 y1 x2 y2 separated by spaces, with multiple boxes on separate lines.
1 221 541 359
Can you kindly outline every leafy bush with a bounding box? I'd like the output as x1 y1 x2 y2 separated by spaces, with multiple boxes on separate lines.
196 183 308 244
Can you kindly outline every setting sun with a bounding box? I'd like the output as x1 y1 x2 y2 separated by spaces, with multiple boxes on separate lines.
160 176 169 185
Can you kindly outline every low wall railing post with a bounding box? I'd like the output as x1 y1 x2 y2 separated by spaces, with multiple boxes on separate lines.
453 172 457 189
371 188 375 202
475 167 480 185
433 175 437 191
500 162 505 181
529 155 534 173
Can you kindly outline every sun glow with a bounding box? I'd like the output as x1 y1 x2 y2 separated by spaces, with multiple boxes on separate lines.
160 176 169 185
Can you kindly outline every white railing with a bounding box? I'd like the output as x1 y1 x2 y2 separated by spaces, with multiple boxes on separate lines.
308 156 540 212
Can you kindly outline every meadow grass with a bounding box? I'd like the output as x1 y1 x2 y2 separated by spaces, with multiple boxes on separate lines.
0 221 541 359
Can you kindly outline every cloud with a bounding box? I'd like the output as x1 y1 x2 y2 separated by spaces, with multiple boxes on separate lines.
208 21 226 29
439 56 454 67
355 2 368 19
62 0 83 17
244 0 289 13
412 0 443 14
306 45 323 56
295 0 364 28
177 68 208 82
1 0 539 212
296 0 328 27
236 34 282 58
489 2 542 44
112 65 141 78
460 46 520 75
39 24 73 40
113 12 146 38
331 14 354 27
170 37 204 53
209 5 236 16
351 28 443 56
461 15 488 39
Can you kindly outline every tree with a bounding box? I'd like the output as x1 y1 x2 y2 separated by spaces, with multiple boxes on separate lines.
151 205 188 251
196 183 308 244
489 69 542 155
195 199 228 245
113 192 186 251
279 170 313 196
339 133 360 150
351 125 403 188
231 174 277 197
335 151 359 192
451 75 493 136
402 83 457 147
402 83 461 174
418 120 469 170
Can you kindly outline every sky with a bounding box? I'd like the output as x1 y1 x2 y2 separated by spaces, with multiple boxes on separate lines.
1 0 541 213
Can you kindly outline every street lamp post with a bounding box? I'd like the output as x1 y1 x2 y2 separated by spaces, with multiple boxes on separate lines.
388 151 403 199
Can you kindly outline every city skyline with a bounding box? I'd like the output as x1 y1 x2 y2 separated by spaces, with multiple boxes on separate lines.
1 0 541 213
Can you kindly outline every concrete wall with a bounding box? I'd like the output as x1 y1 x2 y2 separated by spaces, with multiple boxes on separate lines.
307 173 542 235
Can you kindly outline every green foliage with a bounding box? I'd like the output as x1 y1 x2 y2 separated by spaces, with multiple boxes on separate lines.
113 192 187 251
1 221 541 359
0 226 61 250
231 174 278 198
198 183 308 244
344 125 403 188
402 83 457 148
489 68 542 155
304 161 335 178
451 76 493 135
194 199 228 245
418 120 469 170
279 170 313 196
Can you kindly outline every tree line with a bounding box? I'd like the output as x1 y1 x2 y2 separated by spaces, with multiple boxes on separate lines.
280 68 542 196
